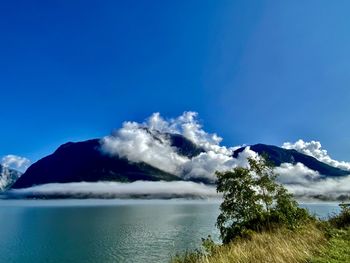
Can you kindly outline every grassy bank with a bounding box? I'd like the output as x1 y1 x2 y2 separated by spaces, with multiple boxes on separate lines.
171 223 326 263
171 224 350 263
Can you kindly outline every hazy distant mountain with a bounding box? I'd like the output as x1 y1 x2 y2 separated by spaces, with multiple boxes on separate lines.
12 133 204 189
0 165 22 191
233 144 349 177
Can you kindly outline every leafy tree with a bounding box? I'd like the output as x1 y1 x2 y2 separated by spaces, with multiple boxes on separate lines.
329 202 350 228
216 156 310 244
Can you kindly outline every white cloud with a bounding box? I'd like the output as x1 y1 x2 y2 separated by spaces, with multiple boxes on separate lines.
273 161 350 201
100 112 256 182
101 121 188 175
274 162 321 185
144 111 234 154
282 139 350 171
8 181 219 199
1 155 30 172
182 147 258 181
285 175 350 201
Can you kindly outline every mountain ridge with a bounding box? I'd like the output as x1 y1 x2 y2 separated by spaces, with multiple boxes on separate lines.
233 143 349 177
12 133 204 189
11 137 349 190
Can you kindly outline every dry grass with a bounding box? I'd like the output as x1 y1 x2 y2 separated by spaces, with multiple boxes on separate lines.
171 224 326 263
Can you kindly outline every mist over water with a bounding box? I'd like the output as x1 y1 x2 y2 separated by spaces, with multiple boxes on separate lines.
6 181 219 199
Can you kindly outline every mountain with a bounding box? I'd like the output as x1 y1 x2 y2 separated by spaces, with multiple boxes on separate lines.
12 133 204 189
11 137 349 190
0 165 22 191
233 144 349 177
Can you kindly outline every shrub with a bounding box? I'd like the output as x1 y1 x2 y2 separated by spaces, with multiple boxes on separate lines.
329 203 350 229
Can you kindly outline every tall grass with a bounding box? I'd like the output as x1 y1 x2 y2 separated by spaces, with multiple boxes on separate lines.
311 227 350 263
171 223 326 263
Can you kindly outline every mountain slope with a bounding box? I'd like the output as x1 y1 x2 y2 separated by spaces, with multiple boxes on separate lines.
11 139 349 190
12 134 204 189
233 144 349 177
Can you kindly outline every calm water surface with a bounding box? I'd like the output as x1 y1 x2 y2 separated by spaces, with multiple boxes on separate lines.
0 199 341 263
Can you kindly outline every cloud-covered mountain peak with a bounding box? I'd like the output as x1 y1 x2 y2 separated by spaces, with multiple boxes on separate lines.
282 139 350 171
0 164 22 191
7 112 350 201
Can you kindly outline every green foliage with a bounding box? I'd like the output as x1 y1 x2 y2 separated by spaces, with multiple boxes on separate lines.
201 235 217 255
170 236 217 263
170 251 203 263
311 227 350 263
216 156 310 243
328 203 350 229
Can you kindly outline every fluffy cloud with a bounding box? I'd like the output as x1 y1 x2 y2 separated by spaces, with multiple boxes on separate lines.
140 112 235 154
279 140 350 199
1 155 30 172
7 181 219 199
285 176 350 201
182 147 258 180
100 112 255 182
100 112 350 195
274 162 321 185
282 139 350 171
101 122 188 175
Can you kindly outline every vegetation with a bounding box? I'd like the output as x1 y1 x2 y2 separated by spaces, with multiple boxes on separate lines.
216 157 310 243
311 227 350 263
311 203 350 263
328 203 350 229
171 224 325 263
171 157 350 263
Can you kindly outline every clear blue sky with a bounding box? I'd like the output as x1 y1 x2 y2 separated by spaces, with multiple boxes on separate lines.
1 0 350 162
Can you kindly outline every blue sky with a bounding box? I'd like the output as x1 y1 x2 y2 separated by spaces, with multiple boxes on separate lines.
1 0 350 163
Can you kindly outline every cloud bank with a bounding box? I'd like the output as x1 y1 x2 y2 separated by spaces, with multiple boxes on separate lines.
285 176 350 201
7 181 219 199
273 162 350 200
101 112 257 182
274 162 321 185
277 141 350 200
282 139 350 171
101 121 188 175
